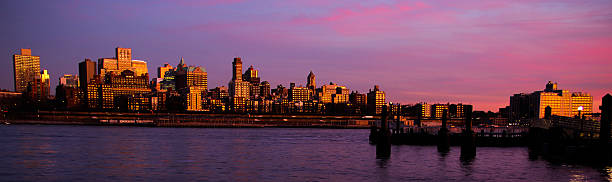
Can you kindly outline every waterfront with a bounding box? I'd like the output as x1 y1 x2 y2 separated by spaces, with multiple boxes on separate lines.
0 125 610 181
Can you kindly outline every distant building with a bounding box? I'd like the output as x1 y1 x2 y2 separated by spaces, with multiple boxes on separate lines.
175 58 207 91
59 74 79 88
228 57 251 112
13 49 40 93
510 81 593 121
367 85 385 115
289 86 310 102
157 63 173 79
79 59 96 91
416 102 431 118
307 71 316 95
182 86 205 111
449 103 465 118
260 81 271 99
349 91 367 114
131 60 148 76
87 70 151 110
98 47 148 78
431 104 449 118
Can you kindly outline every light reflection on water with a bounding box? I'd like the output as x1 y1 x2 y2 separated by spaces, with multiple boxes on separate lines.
0 125 609 181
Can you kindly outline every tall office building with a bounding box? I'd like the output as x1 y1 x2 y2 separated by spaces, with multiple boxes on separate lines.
116 47 132 71
229 57 250 98
98 47 148 78
509 81 593 120
131 60 148 76
158 63 173 79
13 48 40 93
175 58 207 91
59 74 79 88
79 59 96 91
229 57 250 111
232 57 242 81
367 85 386 115
307 71 316 90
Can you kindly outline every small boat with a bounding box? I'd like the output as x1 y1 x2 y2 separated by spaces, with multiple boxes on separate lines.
3 122 10 125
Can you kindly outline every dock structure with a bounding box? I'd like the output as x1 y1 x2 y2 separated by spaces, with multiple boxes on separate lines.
437 109 449 153
374 105 391 158
460 105 476 159
599 94 611 163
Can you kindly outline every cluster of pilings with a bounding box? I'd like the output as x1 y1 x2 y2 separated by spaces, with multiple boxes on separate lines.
371 94 612 165
371 104 477 159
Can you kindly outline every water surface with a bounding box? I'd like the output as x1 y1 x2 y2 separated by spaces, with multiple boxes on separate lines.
0 125 610 181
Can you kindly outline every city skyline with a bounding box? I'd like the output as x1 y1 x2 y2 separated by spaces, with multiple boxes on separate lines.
1 0 611 111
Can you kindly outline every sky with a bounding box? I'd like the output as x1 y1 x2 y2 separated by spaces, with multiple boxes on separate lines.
1 0 611 111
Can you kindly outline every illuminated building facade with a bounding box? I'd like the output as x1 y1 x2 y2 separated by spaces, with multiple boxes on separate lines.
98 47 148 78
176 64 207 91
289 87 310 102
131 60 148 76
182 86 205 111
158 63 173 79
417 102 431 118
431 104 449 118
13 49 40 93
510 81 593 120
307 71 316 94
367 85 386 115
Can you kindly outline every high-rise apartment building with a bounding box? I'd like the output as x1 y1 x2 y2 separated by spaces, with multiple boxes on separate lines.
367 85 386 115
13 49 41 93
289 87 310 102
431 104 449 118
417 102 431 118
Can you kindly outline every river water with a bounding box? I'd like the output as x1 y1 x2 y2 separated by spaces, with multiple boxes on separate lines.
0 125 610 181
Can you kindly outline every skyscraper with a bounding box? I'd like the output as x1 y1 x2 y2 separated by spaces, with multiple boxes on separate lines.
229 57 250 111
232 57 242 81
131 60 148 76
307 71 316 90
116 47 132 71
13 48 40 93
78 59 96 91
175 58 207 91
